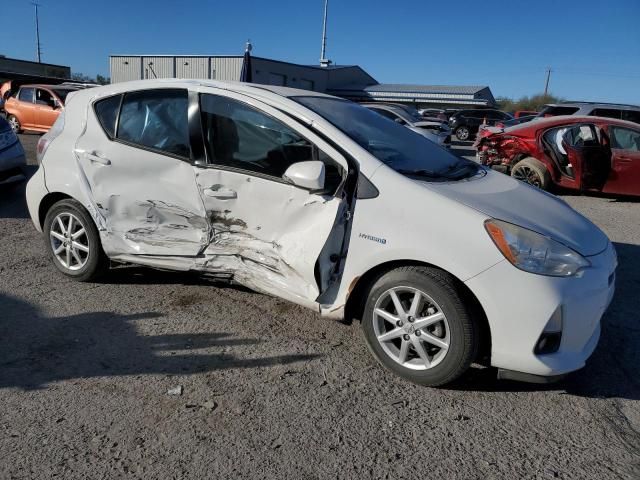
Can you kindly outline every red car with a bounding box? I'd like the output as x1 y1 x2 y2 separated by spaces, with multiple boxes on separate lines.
475 115 640 196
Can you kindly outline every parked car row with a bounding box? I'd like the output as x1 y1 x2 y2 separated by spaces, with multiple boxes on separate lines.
361 102 451 147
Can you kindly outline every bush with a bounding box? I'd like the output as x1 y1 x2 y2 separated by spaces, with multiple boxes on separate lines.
496 93 564 113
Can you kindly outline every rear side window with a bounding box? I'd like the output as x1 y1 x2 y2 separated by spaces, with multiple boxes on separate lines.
116 89 190 158
18 88 34 103
94 95 122 138
540 106 580 116
610 127 640 151
621 111 640 124
590 108 622 119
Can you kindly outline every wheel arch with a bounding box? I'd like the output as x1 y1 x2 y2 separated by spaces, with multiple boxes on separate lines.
344 259 492 363
38 192 73 229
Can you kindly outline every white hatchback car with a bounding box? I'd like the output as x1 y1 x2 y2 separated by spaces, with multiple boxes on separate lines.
26 79 617 386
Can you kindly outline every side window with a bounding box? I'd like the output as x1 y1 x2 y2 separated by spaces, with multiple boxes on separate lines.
94 94 122 138
116 89 190 158
563 124 599 147
199 94 343 189
590 108 622 119
610 127 640 152
621 110 640 124
18 88 34 103
35 89 55 107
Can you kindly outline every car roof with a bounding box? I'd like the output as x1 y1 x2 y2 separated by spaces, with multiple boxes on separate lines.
544 102 640 111
19 84 82 91
504 115 640 134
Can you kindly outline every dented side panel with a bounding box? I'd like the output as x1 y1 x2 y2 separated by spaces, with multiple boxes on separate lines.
74 103 207 257
194 167 344 305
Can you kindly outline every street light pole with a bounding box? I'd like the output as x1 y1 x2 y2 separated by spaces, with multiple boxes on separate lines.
33 2 42 63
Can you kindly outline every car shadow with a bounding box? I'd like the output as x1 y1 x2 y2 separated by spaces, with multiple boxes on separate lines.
0 293 320 391
447 241 640 400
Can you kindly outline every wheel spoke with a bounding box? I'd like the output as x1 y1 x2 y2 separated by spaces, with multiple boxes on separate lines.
421 332 449 350
50 230 65 242
56 217 67 235
71 249 83 266
408 291 422 316
72 241 89 253
411 337 431 368
71 227 86 240
398 340 409 364
65 246 71 268
54 244 65 255
377 328 404 342
374 308 398 324
413 312 445 330
68 215 74 235
389 290 405 316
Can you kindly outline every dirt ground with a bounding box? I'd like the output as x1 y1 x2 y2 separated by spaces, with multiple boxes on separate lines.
0 134 638 479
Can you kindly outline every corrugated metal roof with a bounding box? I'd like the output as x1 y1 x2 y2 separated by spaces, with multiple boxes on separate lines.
364 84 488 95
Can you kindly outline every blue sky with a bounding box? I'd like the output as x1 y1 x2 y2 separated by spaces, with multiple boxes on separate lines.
1 0 639 103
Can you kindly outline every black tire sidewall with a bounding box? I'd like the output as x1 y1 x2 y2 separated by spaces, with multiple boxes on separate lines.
362 268 476 386
43 199 106 281
512 157 550 190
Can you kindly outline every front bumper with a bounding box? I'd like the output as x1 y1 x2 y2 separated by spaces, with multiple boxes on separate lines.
466 242 616 378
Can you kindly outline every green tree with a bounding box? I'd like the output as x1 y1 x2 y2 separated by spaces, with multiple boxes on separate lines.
95 75 110 85
496 93 564 113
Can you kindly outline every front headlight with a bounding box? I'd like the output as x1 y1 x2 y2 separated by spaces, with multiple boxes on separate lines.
485 219 590 277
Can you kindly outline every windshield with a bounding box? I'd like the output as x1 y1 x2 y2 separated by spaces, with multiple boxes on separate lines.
294 96 474 178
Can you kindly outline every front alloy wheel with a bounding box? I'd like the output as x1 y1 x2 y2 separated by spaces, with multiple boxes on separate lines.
373 287 450 370
362 266 478 386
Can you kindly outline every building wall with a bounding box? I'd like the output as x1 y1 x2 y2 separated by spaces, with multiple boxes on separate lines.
0 57 70 80
110 56 243 83
250 58 328 92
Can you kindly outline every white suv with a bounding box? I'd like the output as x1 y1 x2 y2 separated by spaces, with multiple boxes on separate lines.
26 80 617 386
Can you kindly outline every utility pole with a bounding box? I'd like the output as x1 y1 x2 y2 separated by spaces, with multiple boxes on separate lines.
320 0 330 67
543 67 552 97
32 2 42 63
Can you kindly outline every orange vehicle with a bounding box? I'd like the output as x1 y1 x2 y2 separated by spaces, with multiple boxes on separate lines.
4 84 80 133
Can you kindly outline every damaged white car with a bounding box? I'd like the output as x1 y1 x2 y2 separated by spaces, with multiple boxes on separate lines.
26 80 616 386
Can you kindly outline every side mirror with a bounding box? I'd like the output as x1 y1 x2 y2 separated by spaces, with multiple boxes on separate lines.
53 99 62 109
283 161 325 191
395 118 405 124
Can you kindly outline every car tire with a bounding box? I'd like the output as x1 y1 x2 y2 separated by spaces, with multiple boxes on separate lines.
361 266 478 387
455 126 470 141
7 115 22 134
511 157 551 190
43 199 109 282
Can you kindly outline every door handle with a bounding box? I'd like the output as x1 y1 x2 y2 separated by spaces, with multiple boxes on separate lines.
86 152 111 166
204 186 237 199
74 149 111 166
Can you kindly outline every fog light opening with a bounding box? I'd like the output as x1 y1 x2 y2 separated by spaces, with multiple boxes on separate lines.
534 306 563 355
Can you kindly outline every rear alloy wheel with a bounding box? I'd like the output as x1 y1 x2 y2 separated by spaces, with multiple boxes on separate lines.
362 266 478 386
7 115 21 134
511 157 551 190
43 199 109 281
455 126 470 141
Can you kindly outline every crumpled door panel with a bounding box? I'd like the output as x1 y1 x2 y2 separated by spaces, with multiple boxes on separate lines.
194 167 344 304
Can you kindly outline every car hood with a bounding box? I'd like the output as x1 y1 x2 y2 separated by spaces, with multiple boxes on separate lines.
420 169 609 256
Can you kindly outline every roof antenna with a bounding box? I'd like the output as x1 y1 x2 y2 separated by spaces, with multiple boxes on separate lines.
320 0 331 67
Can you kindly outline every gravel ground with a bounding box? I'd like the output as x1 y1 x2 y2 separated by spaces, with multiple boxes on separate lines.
0 134 638 479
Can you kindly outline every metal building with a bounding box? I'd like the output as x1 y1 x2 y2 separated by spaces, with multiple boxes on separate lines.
0 56 71 83
109 54 495 108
